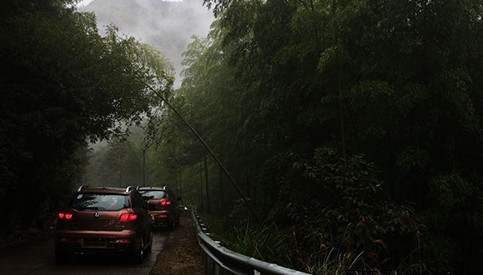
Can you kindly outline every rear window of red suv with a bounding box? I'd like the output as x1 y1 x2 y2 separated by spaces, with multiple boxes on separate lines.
71 194 129 211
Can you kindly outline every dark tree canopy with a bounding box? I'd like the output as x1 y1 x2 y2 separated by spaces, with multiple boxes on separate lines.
154 0 483 273
2 0 483 273
0 0 173 232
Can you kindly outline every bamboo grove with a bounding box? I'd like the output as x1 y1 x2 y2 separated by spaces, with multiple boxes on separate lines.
1 0 483 274
152 0 483 273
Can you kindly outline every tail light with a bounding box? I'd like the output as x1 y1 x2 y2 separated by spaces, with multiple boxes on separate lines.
119 213 138 221
60 237 78 242
58 212 73 220
160 199 172 206
110 238 131 244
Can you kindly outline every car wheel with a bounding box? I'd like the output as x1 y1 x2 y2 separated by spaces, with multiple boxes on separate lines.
132 238 144 264
55 248 69 264
169 219 176 230
145 231 153 253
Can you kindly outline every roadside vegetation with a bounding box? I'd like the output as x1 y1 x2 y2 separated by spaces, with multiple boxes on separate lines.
2 0 483 274
0 0 173 237
150 0 483 273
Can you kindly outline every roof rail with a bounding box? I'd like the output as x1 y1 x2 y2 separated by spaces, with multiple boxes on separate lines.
77 185 88 192
125 186 135 192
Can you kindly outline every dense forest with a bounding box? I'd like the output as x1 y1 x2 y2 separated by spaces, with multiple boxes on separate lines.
153 0 483 273
1 0 483 274
0 0 174 241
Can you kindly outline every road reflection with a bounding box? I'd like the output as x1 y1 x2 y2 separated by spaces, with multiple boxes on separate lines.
0 230 169 275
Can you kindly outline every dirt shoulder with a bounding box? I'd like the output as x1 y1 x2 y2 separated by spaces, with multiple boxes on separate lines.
150 216 204 275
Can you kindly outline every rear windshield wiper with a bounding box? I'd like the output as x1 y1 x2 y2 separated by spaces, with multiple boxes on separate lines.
77 206 99 210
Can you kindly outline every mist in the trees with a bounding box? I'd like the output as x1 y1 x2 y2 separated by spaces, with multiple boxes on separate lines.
79 0 214 87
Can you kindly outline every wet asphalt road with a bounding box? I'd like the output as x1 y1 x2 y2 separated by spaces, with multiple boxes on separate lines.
0 230 170 275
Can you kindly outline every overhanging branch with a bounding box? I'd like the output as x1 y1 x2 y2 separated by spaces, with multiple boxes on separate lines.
143 81 260 223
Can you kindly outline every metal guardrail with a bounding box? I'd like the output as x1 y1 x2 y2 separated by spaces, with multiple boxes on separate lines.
191 209 312 275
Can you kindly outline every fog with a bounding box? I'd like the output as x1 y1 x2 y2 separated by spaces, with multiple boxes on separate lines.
79 0 214 87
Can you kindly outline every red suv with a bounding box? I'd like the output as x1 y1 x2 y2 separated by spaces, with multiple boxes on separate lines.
54 186 153 264
137 186 180 229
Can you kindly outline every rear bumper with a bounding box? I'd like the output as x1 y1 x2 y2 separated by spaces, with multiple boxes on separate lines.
149 210 173 226
55 229 139 254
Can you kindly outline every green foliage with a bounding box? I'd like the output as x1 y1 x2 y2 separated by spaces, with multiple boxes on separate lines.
217 148 420 273
217 223 285 263
0 1 173 233
422 173 483 271
156 0 483 272
280 148 420 272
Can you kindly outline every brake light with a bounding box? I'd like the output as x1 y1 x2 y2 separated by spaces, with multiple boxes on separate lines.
58 212 73 220
60 237 78 242
160 199 172 206
119 213 138 221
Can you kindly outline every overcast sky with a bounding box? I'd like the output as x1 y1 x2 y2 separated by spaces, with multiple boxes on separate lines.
78 0 214 87
77 0 184 6
76 0 94 7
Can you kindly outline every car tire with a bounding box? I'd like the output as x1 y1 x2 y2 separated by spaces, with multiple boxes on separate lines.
169 219 176 230
55 248 69 264
132 238 144 264
145 231 153 253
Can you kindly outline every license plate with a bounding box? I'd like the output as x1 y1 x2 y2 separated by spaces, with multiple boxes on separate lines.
83 237 106 247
